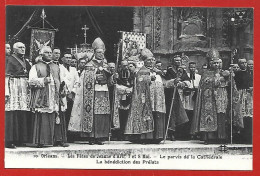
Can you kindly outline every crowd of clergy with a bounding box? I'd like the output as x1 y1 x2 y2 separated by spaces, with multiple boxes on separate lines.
5 38 253 148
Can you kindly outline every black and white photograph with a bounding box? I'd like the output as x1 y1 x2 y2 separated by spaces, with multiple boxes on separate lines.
5 6 253 170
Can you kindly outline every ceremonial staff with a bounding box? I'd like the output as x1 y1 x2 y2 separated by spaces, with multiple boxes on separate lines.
164 69 182 144
108 38 122 143
230 49 237 145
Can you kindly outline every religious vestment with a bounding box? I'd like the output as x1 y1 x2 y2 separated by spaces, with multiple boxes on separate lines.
124 66 154 142
164 66 189 139
29 59 62 146
234 70 253 118
62 65 79 137
149 69 166 143
178 72 201 139
234 69 253 144
109 69 134 140
5 54 31 146
214 71 229 140
53 62 70 145
190 70 229 142
68 58 111 141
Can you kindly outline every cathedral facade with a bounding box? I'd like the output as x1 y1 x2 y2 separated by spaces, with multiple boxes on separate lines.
133 7 253 72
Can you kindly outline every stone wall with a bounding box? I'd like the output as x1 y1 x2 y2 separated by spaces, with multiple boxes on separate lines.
133 7 253 71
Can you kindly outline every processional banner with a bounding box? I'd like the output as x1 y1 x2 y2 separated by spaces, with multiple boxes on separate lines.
121 31 146 60
29 28 55 62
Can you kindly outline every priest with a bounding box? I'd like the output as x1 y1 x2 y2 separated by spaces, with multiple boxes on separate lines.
109 60 134 141
124 48 167 144
234 58 253 144
191 49 230 144
69 38 111 145
181 62 201 140
5 42 31 148
29 46 64 147
52 47 70 147
164 55 190 141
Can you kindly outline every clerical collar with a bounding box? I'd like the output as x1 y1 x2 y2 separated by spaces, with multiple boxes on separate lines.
190 72 195 79
41 59 53 65
53 61 59 65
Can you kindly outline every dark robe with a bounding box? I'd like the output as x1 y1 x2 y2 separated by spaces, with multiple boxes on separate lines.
234 70 253 90
5 54 31 146
113 69 135 140
234 69 253 144
164 66 189 139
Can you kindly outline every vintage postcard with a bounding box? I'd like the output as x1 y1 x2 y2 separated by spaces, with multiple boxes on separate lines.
2 0 257 175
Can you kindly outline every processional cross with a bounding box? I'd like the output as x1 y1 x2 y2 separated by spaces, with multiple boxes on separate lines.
81 25 89 44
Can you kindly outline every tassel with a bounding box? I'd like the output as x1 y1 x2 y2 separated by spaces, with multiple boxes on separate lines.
56 112 60 125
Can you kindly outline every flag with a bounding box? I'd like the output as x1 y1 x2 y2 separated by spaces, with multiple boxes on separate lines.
29 28 55 63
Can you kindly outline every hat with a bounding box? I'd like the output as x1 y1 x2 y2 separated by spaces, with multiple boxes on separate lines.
92 37 105 51
207 48 220 59
140 48 153 60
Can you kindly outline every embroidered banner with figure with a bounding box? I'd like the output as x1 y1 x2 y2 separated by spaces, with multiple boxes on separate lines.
29 28 55 62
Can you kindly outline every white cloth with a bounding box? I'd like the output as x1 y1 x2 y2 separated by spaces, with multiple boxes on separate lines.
5 76 31 111
63 66 79 93
68 70 85 132
150 72 166 113
187 73 201 89
180 73 201 110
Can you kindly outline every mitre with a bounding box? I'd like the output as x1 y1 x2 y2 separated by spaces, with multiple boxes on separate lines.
207 48 220 59
92 37 106 51
140 48 153 60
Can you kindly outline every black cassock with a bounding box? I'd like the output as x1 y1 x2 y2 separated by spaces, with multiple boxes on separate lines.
5 54 32 146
